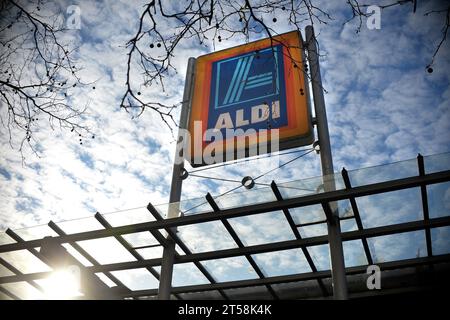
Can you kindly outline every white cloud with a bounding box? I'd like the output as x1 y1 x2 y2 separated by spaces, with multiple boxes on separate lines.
0 0 449 296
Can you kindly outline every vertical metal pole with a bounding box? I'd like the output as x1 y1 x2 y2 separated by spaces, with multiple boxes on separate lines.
305 25 348 300
158 57 196 300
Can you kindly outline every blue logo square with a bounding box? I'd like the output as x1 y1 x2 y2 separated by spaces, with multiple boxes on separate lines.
207 45 288 133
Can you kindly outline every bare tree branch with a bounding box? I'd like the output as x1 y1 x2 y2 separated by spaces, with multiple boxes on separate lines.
0 0 92 161
425 6 450 70
124 0 332 134
345 0 448 69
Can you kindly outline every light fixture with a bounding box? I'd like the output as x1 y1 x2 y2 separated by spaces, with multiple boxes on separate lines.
39 237 121 299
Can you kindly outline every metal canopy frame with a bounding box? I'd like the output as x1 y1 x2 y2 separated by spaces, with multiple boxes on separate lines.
0 155 449 300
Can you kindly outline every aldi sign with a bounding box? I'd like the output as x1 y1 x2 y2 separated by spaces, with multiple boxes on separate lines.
208 45 287 133
186 31 314 167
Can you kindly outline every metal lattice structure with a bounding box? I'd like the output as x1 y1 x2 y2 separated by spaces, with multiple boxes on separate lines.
0 152 449 300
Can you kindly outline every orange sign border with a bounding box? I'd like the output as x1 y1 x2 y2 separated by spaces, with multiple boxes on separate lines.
187 30 314 167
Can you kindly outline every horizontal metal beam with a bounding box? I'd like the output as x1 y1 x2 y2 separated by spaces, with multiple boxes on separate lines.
0 270 56 284
2 216 449 285
4 229 51 264
1 170 448 254
121 253 450 298
0 256 44 293
294 215 354 228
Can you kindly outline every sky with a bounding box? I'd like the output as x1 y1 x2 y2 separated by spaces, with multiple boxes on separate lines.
0 0 449 298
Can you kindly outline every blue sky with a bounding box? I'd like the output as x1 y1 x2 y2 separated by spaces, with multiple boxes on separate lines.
0 0 448 228
0 0 449 298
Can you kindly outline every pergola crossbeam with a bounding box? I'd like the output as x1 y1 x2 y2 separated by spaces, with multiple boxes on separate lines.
341 168 373 265
206 193 279 299
1 167 449 300
270 181 328 296
2 216 448 285
120 253 450 298
1 170 447 254
93 212 176 299
417 154 433 257
147 203 229 300
0 286 20 300
0 256 44 294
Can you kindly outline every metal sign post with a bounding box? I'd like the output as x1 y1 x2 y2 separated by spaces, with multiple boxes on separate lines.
158 57 196 300
305 25 348 299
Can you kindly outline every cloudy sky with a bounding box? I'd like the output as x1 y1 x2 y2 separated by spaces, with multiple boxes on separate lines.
0 0 449 298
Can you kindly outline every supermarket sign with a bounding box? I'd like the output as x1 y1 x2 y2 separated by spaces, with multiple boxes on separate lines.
185 31 314 167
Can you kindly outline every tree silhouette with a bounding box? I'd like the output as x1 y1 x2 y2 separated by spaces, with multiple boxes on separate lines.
122 0 332 133
0 0 94 159
345 0 449 71
1 0 448 157
125 0 448 129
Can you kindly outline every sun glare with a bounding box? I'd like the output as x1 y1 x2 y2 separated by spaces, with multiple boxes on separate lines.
42 268 84 300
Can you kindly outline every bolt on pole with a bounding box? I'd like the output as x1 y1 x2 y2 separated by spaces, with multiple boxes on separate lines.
158 57 196 300
305 25 348 300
